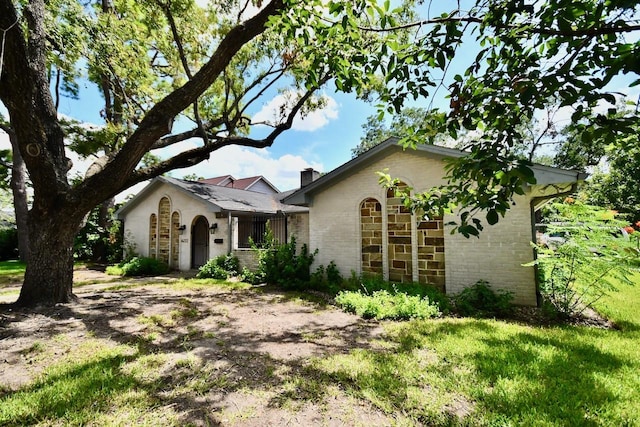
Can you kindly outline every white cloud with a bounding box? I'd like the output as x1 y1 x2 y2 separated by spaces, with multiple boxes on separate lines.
172 144 323 191
253 93 339 132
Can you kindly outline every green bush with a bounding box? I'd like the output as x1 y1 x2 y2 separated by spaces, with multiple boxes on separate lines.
239 266 263 285
335 289 441 320
533 200 637 318
452 280 513 318
197 254 240 279
343 273 451 311
253 227 317 289
0 227 18 261
309 261 344 293
106 256 169 277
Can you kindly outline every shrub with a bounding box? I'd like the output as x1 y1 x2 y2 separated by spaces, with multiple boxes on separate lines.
253 227 317 290
0 227 18 260
452 280 513 318
309 261 344 293
335 289 441 320
106 256 169 277
532 200 637 318
197 254 240 279
239 266 263 285
342 273 451 312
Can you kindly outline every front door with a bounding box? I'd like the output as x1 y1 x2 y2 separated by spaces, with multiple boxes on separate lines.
191 216 209 268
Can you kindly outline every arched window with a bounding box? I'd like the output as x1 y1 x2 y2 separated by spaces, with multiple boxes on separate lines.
417 215 446 291
360 198 383 275
387 182 412 282
158 197 171 263
170 211 180 268
149 213 157 258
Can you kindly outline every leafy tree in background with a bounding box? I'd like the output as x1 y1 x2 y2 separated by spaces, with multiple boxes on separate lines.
361 0 640 236
0 0 413 306
352 107 445 157
554 105 640 222
1 0 639 306
583 144 640 223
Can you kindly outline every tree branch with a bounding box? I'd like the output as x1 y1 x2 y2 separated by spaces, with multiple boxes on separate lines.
77 0 286 205
118 76 328 192
350 13 640 38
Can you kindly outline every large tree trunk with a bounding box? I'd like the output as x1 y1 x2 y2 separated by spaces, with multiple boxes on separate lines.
16 208 82 306
0 0 287 307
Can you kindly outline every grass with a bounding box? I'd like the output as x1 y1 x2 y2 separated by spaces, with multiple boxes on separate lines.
309 272 640 425
0 260 26 286
1 272 639 425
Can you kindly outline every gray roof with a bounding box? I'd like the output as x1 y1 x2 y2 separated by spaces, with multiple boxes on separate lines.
283 137 588 206
116 176 307 218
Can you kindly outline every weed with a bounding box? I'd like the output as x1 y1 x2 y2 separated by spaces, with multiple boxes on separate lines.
335 289 441 320
452 280 514 318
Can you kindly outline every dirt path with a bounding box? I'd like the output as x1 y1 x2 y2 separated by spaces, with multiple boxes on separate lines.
0 273 393 426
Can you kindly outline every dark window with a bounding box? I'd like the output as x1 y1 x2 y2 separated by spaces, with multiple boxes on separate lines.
237 215 286 248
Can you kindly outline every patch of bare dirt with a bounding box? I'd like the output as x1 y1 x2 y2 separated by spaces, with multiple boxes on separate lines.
0 272 397 426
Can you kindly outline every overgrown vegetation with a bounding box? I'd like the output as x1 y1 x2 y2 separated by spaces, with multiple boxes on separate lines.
196 254 240 280
532 200 638 318
0 227 17 261
335 288 441 320
451 280 514 318
74 205 124 264
246 226 317 290
106 257 169 277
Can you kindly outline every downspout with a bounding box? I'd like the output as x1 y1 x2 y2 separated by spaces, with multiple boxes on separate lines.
529 180 581 307
227 212 232 255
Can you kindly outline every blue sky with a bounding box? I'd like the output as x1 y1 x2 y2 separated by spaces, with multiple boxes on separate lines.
2 1 638 201
51 80 381 196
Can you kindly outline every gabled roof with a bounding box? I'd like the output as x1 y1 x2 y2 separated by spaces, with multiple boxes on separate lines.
199 175 234 186
283 137 588 206
116 176 306 219
198 175 279 194
231 176 280 193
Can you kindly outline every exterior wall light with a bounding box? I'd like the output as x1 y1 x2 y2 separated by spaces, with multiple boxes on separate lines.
209 223 218 234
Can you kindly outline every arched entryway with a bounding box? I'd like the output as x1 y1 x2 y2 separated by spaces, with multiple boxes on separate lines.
191 216 209 268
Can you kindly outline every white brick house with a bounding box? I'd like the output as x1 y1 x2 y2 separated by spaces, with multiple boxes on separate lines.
115 176 308 271
117 138 585 306
284 138 587 306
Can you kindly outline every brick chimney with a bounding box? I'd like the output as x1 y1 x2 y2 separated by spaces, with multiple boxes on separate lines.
300 168 320 187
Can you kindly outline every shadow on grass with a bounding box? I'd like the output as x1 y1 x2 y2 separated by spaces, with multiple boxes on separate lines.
0 285 388 425
1 283 635 426
384 320 631 425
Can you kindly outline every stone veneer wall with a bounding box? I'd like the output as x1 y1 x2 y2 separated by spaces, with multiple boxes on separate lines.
149 213 157 258
386 184 413 282
158 197 170 263
417 217 445 292
171 211 180 268
360 198 383 275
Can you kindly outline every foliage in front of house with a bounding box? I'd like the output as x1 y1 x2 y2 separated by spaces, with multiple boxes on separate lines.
335 288 441 320
532 199 638 318
246 226 317 289
106 257 169 277
196 254 240 280
451 281 514 318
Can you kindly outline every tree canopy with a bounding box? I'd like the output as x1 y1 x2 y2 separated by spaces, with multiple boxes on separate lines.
1 0 639 305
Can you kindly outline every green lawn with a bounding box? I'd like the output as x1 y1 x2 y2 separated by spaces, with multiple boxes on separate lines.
0 260 26 286
312 273 640 425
